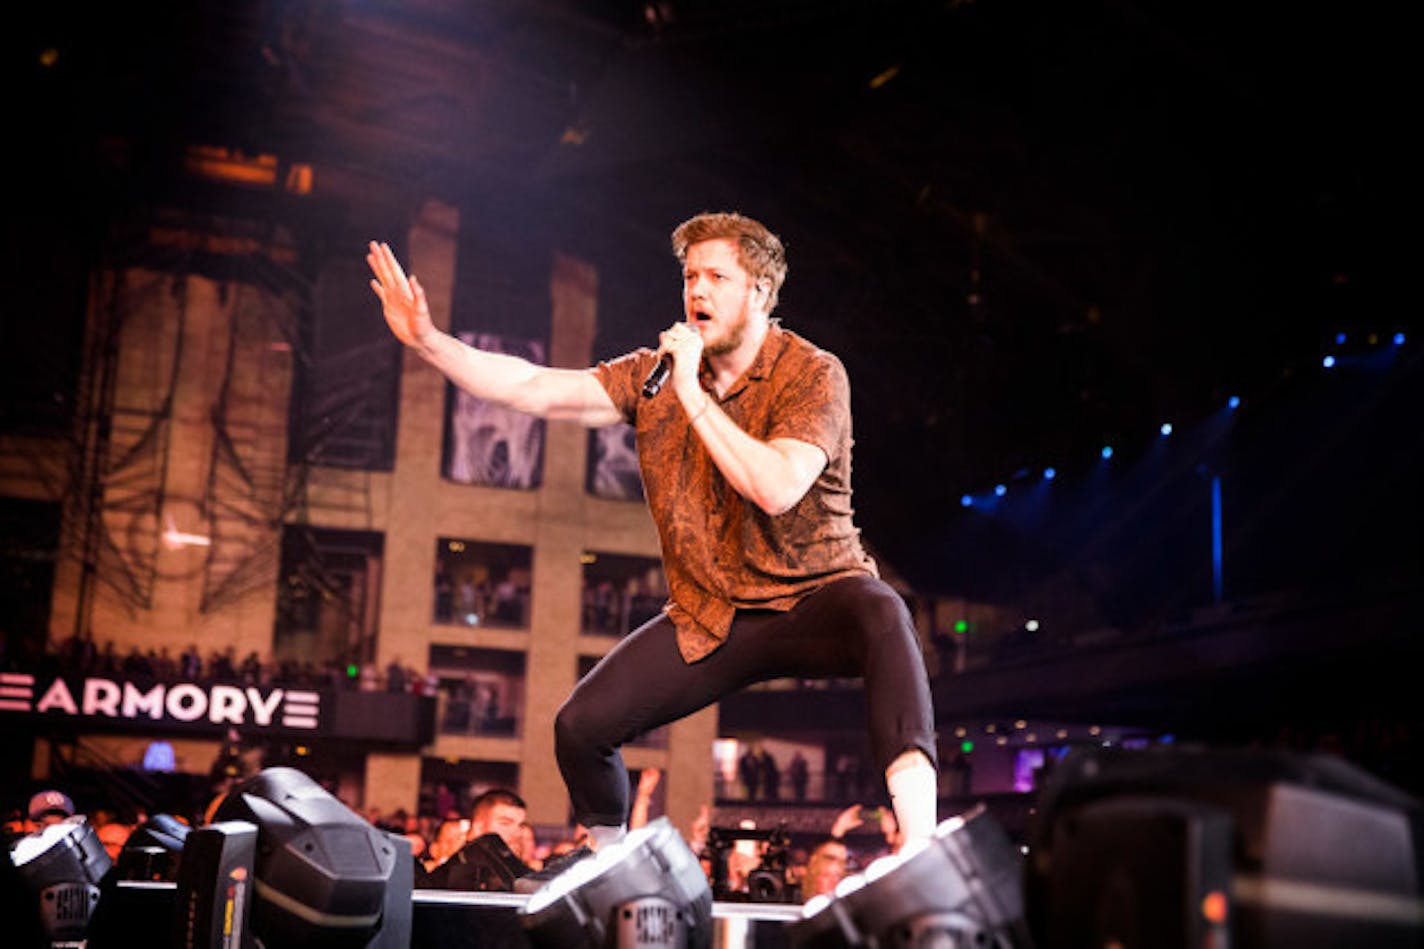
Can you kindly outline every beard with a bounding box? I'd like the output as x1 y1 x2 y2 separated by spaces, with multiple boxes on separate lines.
703 305 751 357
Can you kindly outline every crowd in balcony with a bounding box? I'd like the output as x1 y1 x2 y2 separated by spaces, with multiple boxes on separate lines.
438 674 516 737
580 577 667 638
433 562 532 628
2 632 439 697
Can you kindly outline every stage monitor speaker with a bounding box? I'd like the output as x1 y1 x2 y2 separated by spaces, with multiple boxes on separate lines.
117 813 193 882
1028 745 1424 949
1037 795 1233 949
7 817 112 948
171 820 259 949
368 832 413 949
213 767 403 948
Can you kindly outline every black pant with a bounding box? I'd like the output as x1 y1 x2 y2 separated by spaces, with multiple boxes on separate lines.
554 574 937 827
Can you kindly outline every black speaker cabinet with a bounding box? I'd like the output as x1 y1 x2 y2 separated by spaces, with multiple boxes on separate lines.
1028 746 1424 948
1038 795 1233 949
171 820 259 949
368 832 413 949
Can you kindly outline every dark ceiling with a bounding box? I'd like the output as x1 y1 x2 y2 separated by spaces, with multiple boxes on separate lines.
7 0 1414 608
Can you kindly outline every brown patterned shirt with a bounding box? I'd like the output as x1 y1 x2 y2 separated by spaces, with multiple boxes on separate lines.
594 323 877 662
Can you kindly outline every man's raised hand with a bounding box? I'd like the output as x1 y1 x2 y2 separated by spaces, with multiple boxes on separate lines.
366 241 433 348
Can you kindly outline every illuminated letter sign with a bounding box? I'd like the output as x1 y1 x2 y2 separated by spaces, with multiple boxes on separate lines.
4 675 321 733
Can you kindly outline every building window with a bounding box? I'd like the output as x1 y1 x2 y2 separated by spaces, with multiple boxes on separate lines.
289 255 400 471
274 526 383 671
430 645 525 739
579 552 666 637
435 539 532 628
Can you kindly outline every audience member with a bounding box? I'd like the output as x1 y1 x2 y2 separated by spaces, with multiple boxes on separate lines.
28 789 75 828
2 807 26 844
96 820 134 863
723 819 765 895
629 767 661 830
386 658 407 693
738 746 761 801
789 750 809 802
800 837 850 901
418 818 469 886
512 822 540 870
759 747 780 801
433 782 457 820
466 788 526 850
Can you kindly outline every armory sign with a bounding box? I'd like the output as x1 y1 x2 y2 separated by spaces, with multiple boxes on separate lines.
0 672 321 732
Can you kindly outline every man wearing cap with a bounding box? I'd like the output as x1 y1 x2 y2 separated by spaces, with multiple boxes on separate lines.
28 789 76 829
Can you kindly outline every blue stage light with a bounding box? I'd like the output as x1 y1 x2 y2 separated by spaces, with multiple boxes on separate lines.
960 494 973 508
1159 423 1173 437
1394 332 1406 346
1322 355 1336 369
1227 396 1241 410
994 484 1007 497
1335 332 1347 345
1043 467 1056 481
1100 446 1113 460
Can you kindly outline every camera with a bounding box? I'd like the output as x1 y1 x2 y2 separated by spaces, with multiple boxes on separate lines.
704 823 798 903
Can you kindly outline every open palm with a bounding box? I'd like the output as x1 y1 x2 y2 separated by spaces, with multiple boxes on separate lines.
366 240 433 347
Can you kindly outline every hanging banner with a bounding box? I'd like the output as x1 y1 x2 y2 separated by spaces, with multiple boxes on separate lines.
444 333 547 489
587 423 644 501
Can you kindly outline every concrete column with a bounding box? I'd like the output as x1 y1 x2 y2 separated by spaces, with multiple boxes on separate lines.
521 254 597 825
365 751 423 816
377 200 458 674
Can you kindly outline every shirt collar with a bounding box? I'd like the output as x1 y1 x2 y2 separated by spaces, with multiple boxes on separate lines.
704 320 786 399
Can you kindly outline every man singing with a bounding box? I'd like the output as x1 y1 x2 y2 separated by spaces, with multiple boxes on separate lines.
367 211 938 854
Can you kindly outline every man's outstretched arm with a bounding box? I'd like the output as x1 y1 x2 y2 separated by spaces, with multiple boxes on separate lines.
367 241 622 427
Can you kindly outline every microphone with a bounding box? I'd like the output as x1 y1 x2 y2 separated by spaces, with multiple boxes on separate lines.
642 354 672 398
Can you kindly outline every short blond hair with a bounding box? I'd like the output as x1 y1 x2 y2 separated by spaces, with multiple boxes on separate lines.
671 212 788 311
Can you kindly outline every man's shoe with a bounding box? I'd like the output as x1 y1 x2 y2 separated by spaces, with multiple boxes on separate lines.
513 845 595 894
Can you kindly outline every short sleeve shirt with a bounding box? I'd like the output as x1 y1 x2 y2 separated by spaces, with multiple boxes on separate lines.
593 323 877 662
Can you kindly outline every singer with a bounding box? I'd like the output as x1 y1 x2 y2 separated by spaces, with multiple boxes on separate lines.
366 211 937 855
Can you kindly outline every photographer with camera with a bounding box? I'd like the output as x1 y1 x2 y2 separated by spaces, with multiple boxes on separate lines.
705 820 799 904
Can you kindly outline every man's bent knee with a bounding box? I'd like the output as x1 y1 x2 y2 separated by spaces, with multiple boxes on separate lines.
554 698 593 755
846 577 913 633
